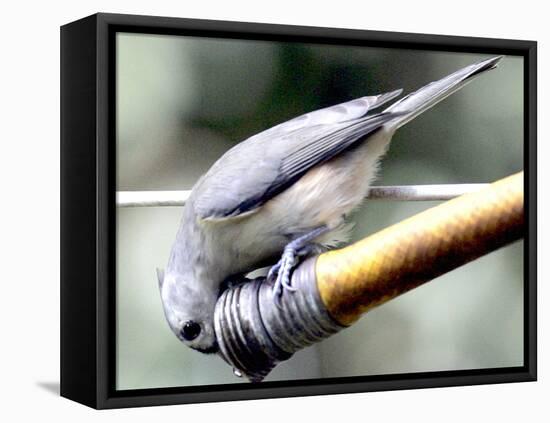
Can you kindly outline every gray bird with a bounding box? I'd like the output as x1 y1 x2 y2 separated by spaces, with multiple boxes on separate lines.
157 56 502 354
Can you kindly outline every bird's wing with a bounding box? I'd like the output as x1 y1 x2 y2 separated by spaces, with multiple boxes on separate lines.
192 90 403 220
263 89 402 134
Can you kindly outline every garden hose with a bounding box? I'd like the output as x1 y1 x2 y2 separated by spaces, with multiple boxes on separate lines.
214 172 524 381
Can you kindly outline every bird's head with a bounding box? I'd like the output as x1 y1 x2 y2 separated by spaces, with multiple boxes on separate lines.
157 268 219 354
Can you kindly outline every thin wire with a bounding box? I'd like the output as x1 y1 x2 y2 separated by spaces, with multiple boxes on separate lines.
116 184 489 208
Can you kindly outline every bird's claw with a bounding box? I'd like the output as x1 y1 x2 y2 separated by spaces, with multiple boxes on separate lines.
267 262 281 282
269 247 300 305
268 226 330 307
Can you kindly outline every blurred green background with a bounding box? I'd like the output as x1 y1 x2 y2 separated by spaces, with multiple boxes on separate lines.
115 33 524 390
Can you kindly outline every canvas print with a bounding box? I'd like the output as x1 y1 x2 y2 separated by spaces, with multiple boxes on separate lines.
115 33 524 390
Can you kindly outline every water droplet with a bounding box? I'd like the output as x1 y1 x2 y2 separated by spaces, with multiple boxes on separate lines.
233 368 243 378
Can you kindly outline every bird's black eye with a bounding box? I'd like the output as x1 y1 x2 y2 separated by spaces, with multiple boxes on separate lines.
180 321 201 341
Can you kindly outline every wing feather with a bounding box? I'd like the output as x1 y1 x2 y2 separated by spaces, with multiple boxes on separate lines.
193 91 403 220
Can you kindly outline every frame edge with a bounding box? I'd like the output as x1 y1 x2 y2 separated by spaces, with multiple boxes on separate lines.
60 13 100 409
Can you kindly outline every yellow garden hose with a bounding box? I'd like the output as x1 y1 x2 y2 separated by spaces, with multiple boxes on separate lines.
316 171 524 325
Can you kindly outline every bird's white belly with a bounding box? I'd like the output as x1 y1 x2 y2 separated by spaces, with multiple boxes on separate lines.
208 128 393 275
261 128 392 235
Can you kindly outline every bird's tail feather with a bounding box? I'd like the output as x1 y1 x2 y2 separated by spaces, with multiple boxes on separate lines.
384 56 503 129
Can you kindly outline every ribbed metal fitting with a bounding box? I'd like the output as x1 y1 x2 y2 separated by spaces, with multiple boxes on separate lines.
214 257 345 382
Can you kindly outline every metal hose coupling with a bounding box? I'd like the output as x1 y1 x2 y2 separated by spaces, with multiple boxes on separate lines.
214 171 524 382
214 258 344 382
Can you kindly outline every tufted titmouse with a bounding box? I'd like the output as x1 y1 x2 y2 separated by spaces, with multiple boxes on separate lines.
157 56 502 354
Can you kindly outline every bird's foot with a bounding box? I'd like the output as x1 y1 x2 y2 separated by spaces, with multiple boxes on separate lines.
269 226 329 305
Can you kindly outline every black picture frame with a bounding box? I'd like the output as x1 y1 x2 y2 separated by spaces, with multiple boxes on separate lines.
60 12 537 409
